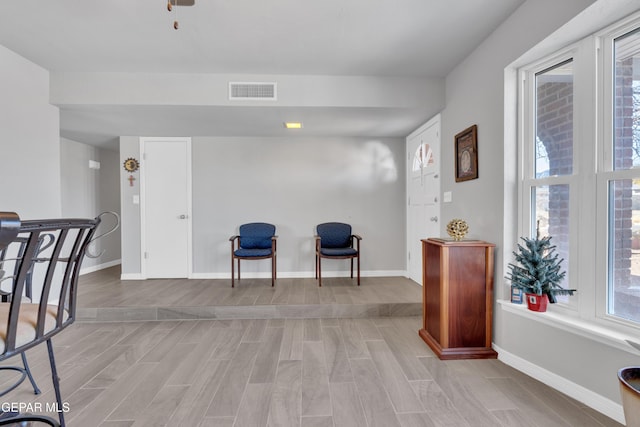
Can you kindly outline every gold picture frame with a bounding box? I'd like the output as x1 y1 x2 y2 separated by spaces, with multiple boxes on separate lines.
454 124 478 182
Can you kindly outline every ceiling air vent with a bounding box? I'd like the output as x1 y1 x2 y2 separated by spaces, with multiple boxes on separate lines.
229 82 277 101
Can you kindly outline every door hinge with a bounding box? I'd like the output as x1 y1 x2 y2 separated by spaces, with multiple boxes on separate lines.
408 251 411 261
144 252 148 259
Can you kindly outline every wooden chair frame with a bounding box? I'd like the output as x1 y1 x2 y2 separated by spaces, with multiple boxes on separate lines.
315 225 362 287
229 224 277 288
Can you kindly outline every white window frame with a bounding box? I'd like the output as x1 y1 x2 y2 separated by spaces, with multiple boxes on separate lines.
517 13 640 337
519 45 582 315
596 16 640 333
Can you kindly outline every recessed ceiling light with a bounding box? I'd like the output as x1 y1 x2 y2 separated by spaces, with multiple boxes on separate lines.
284 122 303 129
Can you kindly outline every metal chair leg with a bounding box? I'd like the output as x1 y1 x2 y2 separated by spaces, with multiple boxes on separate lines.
21 352 41 395
46 339 65 427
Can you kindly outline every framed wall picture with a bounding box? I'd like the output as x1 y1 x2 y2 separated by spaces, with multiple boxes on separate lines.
454 124 478 182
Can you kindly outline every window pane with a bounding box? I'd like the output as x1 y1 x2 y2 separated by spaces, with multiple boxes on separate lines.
608 180 640 323
412 143 434 175
535 60 574 178
613 28 640 170
532 185 570 296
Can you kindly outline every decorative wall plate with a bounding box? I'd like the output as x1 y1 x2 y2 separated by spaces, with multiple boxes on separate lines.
123 157 139 172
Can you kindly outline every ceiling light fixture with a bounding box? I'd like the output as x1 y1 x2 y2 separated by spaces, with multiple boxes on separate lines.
284 122 303 129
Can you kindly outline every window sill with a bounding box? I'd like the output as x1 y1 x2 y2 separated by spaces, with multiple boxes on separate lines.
497 299 640 355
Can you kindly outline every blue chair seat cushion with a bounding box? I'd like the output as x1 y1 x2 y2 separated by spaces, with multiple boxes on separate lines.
320 247 357 257
235 248 272 258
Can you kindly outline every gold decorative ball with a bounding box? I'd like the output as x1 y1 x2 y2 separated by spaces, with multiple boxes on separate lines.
446 219 469 241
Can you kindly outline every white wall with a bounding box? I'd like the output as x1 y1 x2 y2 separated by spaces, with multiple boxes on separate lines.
119 136 406 277
60 138 121 271
51 72 442 110
440 0 599 281
440 0 640 421
98 148 122 267
0 45 61 219
119 136 142 276
192 136 406 277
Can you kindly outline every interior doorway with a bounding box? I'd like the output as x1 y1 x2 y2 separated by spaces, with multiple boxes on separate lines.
406 115 441 284
140 137 192 278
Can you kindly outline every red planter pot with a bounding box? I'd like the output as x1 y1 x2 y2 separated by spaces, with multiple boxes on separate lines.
526 293 549 312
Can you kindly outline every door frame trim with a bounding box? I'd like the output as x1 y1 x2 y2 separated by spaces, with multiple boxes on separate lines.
139 136 193 279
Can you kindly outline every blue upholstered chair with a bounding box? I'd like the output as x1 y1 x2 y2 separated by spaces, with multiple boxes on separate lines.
229 223 277 287
315 222 362 287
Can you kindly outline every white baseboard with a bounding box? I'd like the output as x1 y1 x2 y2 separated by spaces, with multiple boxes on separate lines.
190 270 407 280
120 270 407 281
80 259 121 276
120 273 145 280
493 343 625 424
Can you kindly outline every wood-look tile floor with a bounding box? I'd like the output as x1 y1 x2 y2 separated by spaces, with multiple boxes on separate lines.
0 268 623 426
76 267 423 308
1 317 622 427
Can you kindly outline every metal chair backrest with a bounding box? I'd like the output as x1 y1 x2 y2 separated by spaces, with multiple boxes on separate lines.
0 233 55 301
0 212 100 360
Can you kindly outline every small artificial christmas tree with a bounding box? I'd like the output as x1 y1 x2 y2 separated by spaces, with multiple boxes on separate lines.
506 222 575 303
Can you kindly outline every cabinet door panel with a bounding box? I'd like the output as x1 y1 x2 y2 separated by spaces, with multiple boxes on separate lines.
447 246 486 348
424 243 442 343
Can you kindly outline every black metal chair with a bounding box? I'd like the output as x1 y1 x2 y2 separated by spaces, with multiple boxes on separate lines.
0 412 60 426
315 222 362 287
0 233 56 397
1 233 55 301
229 222 277 287
0 212 100 427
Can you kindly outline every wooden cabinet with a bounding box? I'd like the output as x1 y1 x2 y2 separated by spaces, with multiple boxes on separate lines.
419 238 497 360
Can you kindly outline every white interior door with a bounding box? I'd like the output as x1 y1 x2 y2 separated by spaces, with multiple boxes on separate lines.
407 115 441 284
141 137 192 278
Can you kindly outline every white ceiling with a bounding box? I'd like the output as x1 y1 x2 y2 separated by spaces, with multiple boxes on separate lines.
0 0 524 148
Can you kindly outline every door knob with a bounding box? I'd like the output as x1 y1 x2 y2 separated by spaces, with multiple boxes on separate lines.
179 214 187 219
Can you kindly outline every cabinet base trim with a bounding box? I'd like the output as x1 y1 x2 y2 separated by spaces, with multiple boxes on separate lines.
419 329 498 360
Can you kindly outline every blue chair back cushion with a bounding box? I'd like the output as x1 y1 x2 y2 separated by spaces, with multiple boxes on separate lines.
317 222 352 249
239 222 276 249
